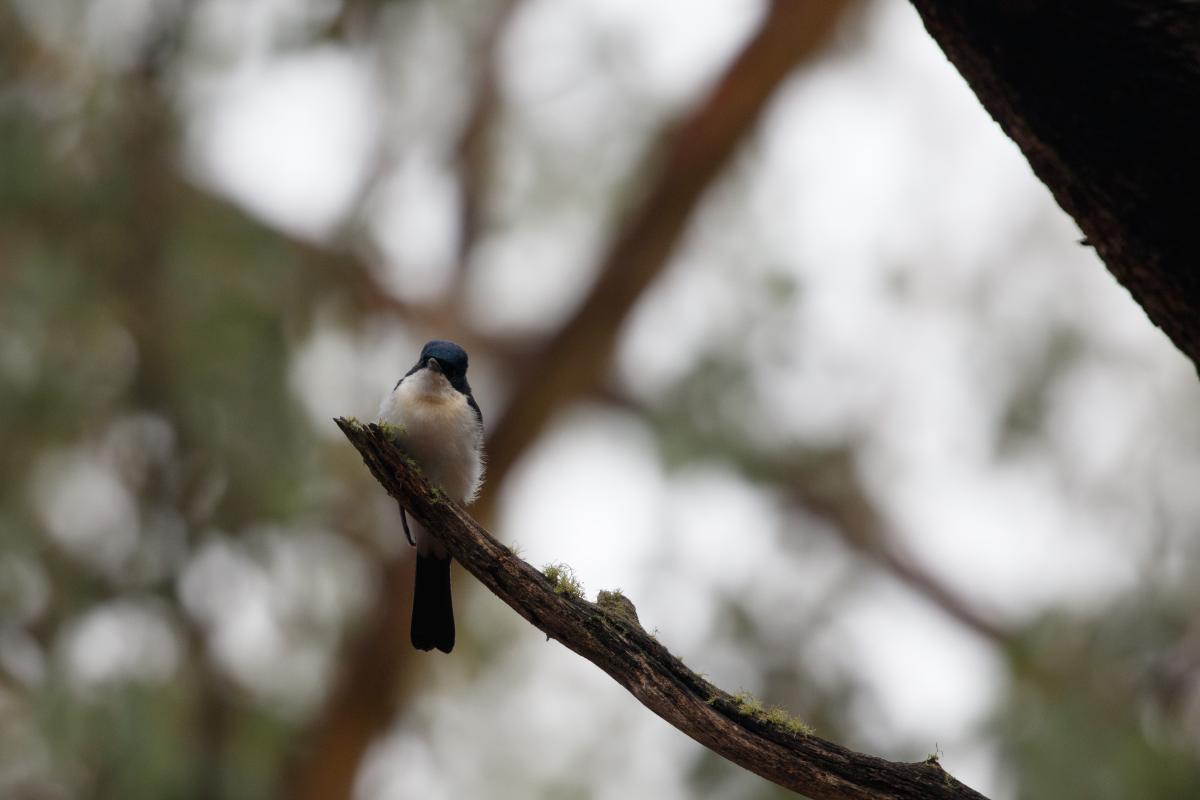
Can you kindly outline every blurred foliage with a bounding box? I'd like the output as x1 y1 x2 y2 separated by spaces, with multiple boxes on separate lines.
0 1 354 796
994 597 1200 799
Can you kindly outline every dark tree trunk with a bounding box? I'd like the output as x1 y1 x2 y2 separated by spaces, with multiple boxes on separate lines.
909 2 1200 369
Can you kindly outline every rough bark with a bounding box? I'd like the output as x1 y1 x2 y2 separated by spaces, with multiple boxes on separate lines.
908 1 1200 370
335 418 989 800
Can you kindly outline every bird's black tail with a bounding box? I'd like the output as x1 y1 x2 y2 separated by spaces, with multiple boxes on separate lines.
411 555 455 653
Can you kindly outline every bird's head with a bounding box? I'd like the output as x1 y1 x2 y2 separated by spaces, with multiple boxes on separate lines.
417 340 469 381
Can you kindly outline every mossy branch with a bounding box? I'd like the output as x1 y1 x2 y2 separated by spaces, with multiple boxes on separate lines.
335 418 989 800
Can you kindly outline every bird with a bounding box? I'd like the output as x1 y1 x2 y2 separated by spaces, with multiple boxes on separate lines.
377 340 484 653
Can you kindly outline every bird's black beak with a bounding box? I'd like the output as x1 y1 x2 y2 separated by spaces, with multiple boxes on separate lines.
426 357 443 374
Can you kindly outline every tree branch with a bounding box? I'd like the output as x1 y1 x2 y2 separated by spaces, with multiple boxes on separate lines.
335 418 990 800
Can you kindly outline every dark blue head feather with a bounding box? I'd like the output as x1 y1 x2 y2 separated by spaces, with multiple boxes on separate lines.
402 340 481 423
419 340 469 375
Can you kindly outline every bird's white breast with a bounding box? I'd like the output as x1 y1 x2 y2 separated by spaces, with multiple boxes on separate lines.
377 370 484 505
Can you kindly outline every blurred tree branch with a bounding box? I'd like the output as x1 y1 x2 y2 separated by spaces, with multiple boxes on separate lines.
454 0 522 270
278 549 417 800
797 477 1012 644
908 2 1200 372
682 422 1011 644
333 419 989 800
478 0 856 517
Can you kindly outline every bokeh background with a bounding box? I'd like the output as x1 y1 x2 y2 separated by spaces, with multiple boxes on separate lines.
4 1 1200 798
